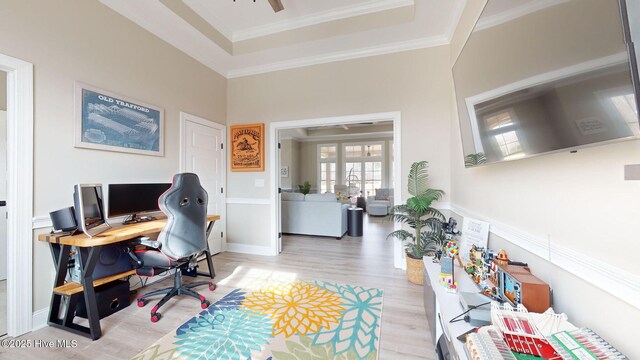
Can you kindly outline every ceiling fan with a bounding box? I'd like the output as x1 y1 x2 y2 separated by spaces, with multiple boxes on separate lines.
234 0 284 13
267 0 284 12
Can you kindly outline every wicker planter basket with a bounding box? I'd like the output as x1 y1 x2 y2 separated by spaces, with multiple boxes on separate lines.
406 255 424 285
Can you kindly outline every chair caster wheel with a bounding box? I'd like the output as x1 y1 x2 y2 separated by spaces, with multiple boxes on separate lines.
151 313 162 323
201 300 210 309
137 299 147 307
209 283 216 291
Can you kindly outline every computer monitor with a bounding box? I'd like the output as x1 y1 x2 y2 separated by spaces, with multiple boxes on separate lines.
107 183 171 222
73 184 111 237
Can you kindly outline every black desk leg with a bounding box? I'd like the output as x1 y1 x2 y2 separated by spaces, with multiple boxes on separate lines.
48 244 71 325
197 220 216 279
63 295 80 327
77 246 102 340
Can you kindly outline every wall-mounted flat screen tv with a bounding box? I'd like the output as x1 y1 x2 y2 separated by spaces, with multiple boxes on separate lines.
453 0 640 167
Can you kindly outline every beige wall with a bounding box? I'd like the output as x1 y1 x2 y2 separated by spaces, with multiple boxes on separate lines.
279 139 300 190
227 47 453 247
0 71 5 110
450 1 640 357
296 137 393 194
0 0 226 312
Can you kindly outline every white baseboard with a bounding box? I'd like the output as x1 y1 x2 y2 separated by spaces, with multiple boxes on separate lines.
225 243 274 256
32 308 49 332
450 203 640 310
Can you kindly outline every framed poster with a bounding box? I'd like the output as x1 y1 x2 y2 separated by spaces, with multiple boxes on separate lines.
75 82 164 156
230 123 265 171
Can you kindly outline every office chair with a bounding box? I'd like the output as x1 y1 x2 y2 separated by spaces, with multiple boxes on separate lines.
131 173 216 322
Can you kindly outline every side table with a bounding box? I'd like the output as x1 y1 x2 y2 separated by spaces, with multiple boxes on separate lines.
356 196 366 212
347 207 363 237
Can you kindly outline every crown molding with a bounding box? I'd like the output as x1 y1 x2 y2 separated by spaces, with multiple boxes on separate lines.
295 131 393 143
227 36 448 78
232 0 415 42
475 0 570 32
100 0 233 75
445 0 467 42
183 0 235 41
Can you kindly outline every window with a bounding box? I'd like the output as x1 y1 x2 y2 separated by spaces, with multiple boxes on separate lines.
595 87 639 137
318 144 337 193
607 92 639 136
483 110 524 160
343 142 384 197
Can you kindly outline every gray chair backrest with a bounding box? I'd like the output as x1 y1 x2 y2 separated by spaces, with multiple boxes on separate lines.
157 173 208 259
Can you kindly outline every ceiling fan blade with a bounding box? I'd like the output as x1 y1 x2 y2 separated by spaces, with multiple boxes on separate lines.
268 0 284 12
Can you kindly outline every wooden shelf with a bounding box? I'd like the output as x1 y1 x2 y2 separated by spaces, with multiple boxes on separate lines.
53 269 136 296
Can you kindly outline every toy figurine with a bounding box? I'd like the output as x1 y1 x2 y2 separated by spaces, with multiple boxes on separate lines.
465 263 475 275
444 241 459 257
442 217 461 241
433 249 443 263
496 249 509 265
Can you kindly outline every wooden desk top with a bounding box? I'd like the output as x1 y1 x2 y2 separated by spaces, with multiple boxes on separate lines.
38 215 220 247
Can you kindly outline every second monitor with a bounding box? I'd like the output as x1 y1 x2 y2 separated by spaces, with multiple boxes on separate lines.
108 183 171 224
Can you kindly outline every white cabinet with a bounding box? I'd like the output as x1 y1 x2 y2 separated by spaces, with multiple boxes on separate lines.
423 258 480 360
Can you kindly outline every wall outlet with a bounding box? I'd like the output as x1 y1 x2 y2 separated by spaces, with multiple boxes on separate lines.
624 164 640 180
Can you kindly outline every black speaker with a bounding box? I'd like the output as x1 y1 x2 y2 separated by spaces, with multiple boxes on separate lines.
49 206 77 232
76 280 131 319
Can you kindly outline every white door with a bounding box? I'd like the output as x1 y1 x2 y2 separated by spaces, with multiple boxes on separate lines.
0 110 6 280
181 113 225 255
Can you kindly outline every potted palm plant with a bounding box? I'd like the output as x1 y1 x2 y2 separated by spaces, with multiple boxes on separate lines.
387 161 445 285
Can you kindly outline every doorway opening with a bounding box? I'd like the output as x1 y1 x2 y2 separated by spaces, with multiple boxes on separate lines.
269 112 404 268
0 52 34 337
0 71 6 336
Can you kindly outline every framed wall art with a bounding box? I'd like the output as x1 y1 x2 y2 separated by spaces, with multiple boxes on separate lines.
75 82 164 156
230 123 265 172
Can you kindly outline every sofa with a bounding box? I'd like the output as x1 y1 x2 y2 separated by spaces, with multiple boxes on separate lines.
281 192 349 238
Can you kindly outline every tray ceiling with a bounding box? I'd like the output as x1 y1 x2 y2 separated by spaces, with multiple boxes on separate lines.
100 0 466 78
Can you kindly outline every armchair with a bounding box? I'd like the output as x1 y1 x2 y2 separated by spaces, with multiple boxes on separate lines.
333 184 348 194
367 188 394 216
131 173 216 322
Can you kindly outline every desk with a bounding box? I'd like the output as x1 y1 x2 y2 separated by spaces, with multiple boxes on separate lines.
38 215 220 340
423 257 478 360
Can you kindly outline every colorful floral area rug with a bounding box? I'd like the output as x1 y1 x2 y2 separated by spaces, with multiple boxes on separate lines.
132 280 384 360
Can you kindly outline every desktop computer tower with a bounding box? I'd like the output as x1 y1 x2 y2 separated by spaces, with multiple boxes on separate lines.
75 280 131 319
69 244 134 283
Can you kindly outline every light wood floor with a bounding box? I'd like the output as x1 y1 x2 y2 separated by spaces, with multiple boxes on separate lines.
0 215 433 359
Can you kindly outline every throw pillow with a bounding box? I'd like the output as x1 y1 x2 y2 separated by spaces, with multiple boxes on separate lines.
375 188 391 200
